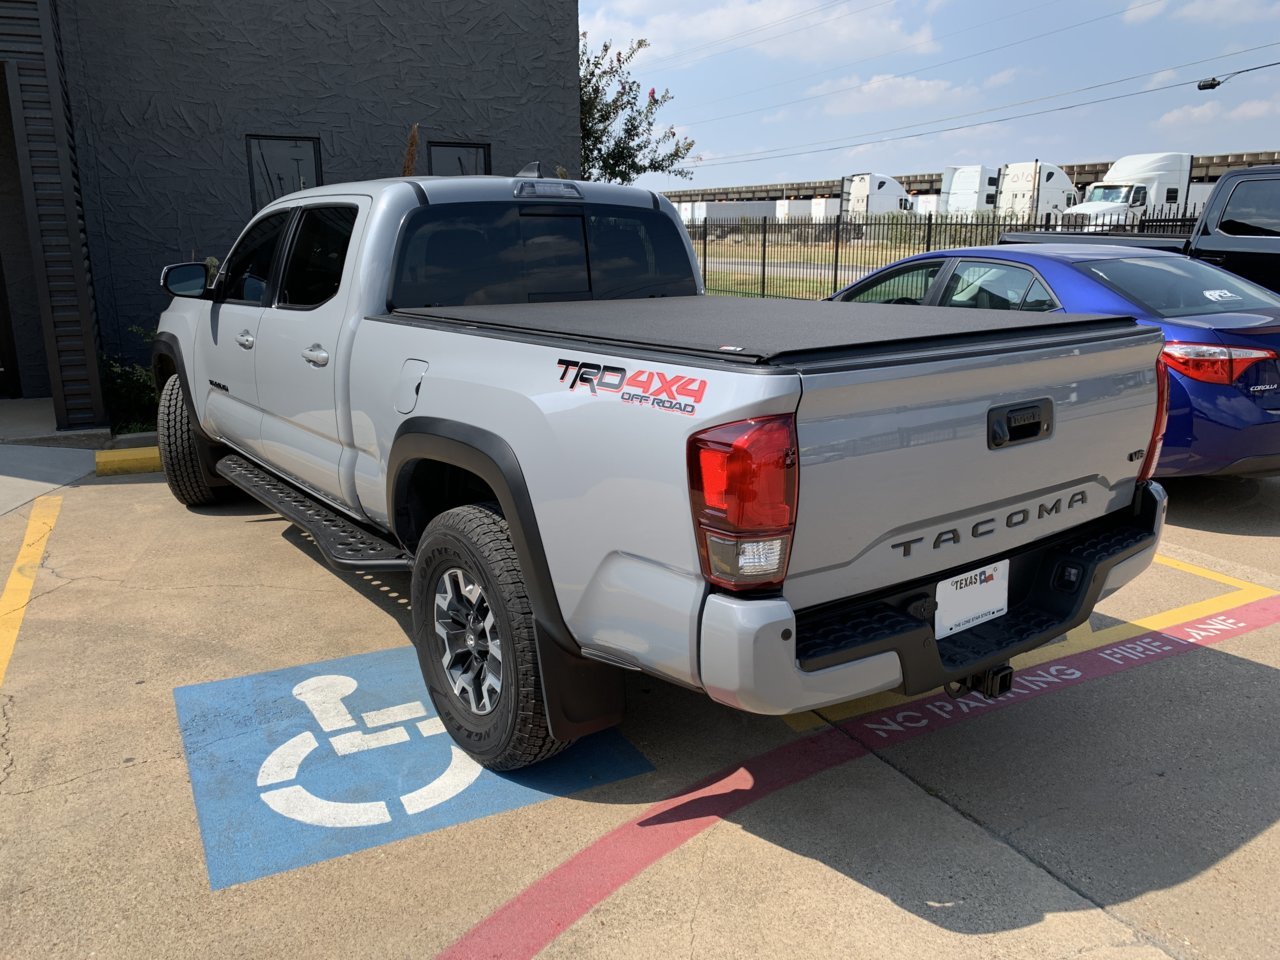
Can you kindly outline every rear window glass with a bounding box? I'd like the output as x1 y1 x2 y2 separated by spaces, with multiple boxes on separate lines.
1075 257 1280 318
1218 179 1280 237
391 202 697 307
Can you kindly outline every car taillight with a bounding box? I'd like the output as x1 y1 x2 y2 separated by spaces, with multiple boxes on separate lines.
688 415 798 591
1138 357 1169 483
1161 343 1277 384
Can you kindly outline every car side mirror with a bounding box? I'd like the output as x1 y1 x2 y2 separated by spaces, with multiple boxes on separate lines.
161 262 210 298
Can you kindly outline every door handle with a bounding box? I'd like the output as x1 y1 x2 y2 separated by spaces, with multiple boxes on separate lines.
301 344 330 367
236 331 255 349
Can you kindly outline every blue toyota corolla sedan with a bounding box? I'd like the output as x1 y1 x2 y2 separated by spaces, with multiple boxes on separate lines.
829 244 1280 478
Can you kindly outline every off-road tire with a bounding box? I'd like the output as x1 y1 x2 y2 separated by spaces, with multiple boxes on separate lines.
411 502 571 770
157 374 218 506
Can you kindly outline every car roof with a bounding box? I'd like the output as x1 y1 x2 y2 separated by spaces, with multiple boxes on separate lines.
905 243 1185 264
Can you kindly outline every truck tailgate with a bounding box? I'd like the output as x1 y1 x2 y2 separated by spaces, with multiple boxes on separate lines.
784 319 1165 611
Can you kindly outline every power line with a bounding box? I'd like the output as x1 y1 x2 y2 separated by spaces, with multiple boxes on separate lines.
675 0 1164 126
690 58 1280 169
691 42 1280 165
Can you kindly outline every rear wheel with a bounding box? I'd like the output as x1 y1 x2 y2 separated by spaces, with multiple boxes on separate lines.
157 374 218 507
411 503 571 770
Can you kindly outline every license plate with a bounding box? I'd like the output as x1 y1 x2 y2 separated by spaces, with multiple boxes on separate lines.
935 559 1010 639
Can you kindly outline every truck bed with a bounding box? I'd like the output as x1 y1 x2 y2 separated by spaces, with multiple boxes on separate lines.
386 298 1141 366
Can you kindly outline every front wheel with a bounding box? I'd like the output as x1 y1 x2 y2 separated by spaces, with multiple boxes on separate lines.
157 374 219 506
410 503 571 770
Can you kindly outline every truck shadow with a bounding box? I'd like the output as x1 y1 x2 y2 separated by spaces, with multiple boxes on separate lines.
1163 474 1280 537
609 640 1279 935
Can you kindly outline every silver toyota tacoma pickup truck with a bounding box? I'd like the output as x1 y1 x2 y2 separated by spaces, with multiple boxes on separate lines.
153 174 1169 769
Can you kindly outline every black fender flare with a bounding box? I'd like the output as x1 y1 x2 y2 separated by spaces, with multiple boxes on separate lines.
151 332 226 486
387 417 624 740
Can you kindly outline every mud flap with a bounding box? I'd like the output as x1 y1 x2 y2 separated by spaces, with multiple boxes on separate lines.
534 620 626 741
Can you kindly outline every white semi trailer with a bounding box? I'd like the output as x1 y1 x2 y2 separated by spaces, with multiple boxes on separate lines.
842 173 915 215
997 161 1079 220
940 165 999 214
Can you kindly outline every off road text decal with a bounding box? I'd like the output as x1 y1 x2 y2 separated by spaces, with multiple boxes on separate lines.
556 359 707 416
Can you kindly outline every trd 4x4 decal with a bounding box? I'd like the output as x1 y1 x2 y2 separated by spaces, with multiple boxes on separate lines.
556 358 708 416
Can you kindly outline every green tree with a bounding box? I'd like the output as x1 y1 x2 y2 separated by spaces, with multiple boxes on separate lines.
578 34 696 184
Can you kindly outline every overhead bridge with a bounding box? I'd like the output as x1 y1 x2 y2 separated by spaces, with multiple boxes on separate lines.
662 150 1280 203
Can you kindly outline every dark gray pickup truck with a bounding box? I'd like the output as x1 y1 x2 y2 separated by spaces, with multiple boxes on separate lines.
1004 166 1280 294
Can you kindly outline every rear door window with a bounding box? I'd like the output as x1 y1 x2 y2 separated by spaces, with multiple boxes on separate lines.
939 261 1035 310
1218 179 1280 237
222 211 291 304
840 261 942 305
391 202 696 307
278 206 357 308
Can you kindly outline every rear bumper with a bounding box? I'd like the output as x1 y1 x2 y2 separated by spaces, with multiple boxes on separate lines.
699 482 1166 715
1157 376 1280 478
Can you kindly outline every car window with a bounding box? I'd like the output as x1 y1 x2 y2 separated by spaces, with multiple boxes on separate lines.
391 202 696 307
1019 278 1060 312
841 261 942 305
1076 257 1280 318
1217 179 1280 237
939 261 1035 310
222 211 291 305
278 206 358 308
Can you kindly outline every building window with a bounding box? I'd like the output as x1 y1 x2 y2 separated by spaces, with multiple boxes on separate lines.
428 142 491 176
246 136 322 211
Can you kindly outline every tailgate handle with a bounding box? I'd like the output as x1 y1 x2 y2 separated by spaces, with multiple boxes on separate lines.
988 400 1053 449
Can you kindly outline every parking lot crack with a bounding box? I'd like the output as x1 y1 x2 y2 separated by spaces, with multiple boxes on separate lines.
686 828 714 959
0 752 183 797
0 694 13 787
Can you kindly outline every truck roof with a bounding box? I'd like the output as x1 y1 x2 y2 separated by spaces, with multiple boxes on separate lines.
389 297 1140 366
260 175 665 210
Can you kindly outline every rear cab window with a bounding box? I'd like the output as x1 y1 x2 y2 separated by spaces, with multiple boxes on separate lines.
1217 179 1280 237
390 202 696 308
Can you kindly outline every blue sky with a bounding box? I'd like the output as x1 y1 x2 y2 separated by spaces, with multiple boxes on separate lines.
578 0 1280 190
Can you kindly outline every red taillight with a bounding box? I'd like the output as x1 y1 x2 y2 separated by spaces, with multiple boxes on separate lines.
688 415 798 591
1138 357 1169 483
1161 343 1277 384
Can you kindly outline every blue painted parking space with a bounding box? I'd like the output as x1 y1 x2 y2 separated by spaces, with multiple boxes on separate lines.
174 646 653 889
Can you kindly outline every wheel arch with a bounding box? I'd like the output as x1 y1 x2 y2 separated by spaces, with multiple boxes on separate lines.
152 332 226 485
388 417 624 740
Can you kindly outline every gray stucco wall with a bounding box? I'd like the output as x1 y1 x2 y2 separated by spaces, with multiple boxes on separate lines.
0 71 49 397
59 0 579 360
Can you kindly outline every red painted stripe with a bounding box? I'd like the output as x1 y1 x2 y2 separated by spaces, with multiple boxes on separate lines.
441 591 1280 960
437 728 866 960
845 593 1280 749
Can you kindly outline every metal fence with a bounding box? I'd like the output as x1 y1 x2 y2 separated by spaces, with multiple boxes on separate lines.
689 206 1202 300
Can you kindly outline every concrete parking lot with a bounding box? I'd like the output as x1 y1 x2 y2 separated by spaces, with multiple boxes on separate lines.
0 460 1277 959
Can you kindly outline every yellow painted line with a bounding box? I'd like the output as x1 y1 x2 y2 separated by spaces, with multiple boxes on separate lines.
95 446 161 476
785 553 1277 731
1153 553 1270 592
0 496 63 686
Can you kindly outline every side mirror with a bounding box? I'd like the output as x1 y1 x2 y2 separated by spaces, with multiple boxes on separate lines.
161 262 210 298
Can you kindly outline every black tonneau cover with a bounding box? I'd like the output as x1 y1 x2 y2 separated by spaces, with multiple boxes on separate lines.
389 297 1139 365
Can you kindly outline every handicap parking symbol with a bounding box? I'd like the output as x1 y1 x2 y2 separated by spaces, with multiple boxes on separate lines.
174 646 652 889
